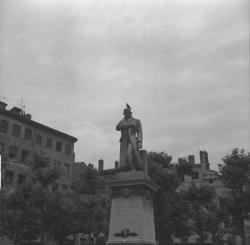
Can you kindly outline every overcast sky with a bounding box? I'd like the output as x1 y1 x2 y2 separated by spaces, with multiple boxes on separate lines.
0 0 249 170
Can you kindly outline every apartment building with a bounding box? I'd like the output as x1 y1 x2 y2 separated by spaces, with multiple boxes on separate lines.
0 101 77 193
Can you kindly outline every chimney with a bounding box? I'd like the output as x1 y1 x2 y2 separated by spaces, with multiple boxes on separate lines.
188 155 195 164
178 158 187 164
115 161 119 169
98 159 104 172
24 113 32 120
10 106 23 115
200 151 205 163
204 151 208 163
0 101 7 110
204 151 209 169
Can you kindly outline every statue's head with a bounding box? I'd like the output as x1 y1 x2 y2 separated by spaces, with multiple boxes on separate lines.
123 104 132 119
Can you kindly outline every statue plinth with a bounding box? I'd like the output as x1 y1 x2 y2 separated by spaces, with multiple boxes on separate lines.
106 171 157 245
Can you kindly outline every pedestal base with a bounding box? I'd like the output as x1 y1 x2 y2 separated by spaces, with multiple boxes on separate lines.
106 171 157 245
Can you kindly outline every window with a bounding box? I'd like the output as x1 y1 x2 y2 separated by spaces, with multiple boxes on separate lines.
36 134 42 145
55 160 61 170
209 180 213 184
0 144 8 165
62 184 68 190
18 174 26 185
24 128 32 140
5 171 14 185
64 163 70 175
9 145 18 159
56 141 62 152
0 120 9 133
46 138 52 148
21 150 29 162
12 124 21 137
65 145 71 155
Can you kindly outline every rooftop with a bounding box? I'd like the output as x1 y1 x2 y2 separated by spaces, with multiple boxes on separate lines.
0 106 77 142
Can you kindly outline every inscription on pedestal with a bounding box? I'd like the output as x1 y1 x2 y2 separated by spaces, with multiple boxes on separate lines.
109 197 143 241
106 177 157 245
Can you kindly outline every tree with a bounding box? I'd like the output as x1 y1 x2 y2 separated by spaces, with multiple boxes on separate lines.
208 199 229 244
0 156 111 244
181 184 217 244
71 163 104 195
0 154 64 244
148 151 172 168
71 164 110 241
157 191 193 244
219 148 250 245
148 151 192 244
70 192 110 236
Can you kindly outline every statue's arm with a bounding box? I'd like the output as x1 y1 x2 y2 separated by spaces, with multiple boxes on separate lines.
116 120 127 131
116 119 136 131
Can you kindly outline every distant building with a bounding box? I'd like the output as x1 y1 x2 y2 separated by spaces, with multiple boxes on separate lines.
71 160 104 185
72 161 88 182
176 151 228 197
0 101 77 193
99 159 123 181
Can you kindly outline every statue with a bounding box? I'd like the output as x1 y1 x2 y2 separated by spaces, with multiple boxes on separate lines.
116 104 143 170
107 105 155 245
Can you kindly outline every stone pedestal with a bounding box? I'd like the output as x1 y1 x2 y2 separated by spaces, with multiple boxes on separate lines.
106 171 157 245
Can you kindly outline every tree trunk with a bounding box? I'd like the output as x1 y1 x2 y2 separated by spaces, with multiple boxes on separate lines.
40 232 47 245
240 218 246 245
199 232 205 245
211 231 217 245
14 233 19 245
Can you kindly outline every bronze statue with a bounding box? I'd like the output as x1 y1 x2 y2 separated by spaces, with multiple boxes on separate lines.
116 104 143 170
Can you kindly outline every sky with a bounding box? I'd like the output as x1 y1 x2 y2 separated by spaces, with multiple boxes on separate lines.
0 0 249 170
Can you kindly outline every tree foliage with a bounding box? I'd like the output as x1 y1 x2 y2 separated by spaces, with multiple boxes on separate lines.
219 148 250 191
0 158 110 244
71 163 104 195
70 164 110 241
219 148 250 245
0 154 62 243
180 184 217 244
148 151 172 168
148 151 227 245
148 151 192 244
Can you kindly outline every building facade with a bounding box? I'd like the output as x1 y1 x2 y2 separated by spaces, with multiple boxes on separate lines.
176 151 228 198
0 101 77 193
